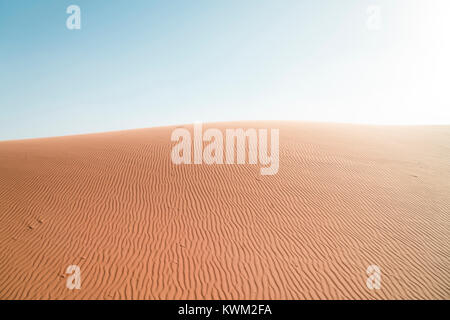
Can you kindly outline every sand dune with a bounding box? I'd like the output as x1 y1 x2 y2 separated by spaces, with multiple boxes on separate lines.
0 121 449 299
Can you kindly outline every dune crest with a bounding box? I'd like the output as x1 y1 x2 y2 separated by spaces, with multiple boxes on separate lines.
0 121 449 299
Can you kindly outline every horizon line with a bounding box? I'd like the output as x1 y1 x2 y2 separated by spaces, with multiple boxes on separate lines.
1 119 449 143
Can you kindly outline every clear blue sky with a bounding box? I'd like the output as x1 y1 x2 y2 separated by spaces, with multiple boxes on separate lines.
1 0 449 140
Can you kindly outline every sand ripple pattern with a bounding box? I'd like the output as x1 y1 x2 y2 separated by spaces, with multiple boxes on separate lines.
0 122 449 299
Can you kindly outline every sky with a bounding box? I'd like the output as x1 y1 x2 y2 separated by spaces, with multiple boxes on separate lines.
0 0 449 140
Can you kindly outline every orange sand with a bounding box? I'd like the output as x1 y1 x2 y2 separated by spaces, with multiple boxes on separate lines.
0 121 448 299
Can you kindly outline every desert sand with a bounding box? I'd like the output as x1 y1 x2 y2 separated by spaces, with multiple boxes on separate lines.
0 121 448 299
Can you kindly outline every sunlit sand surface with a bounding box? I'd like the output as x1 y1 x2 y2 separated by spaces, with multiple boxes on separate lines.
0 121 448 299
